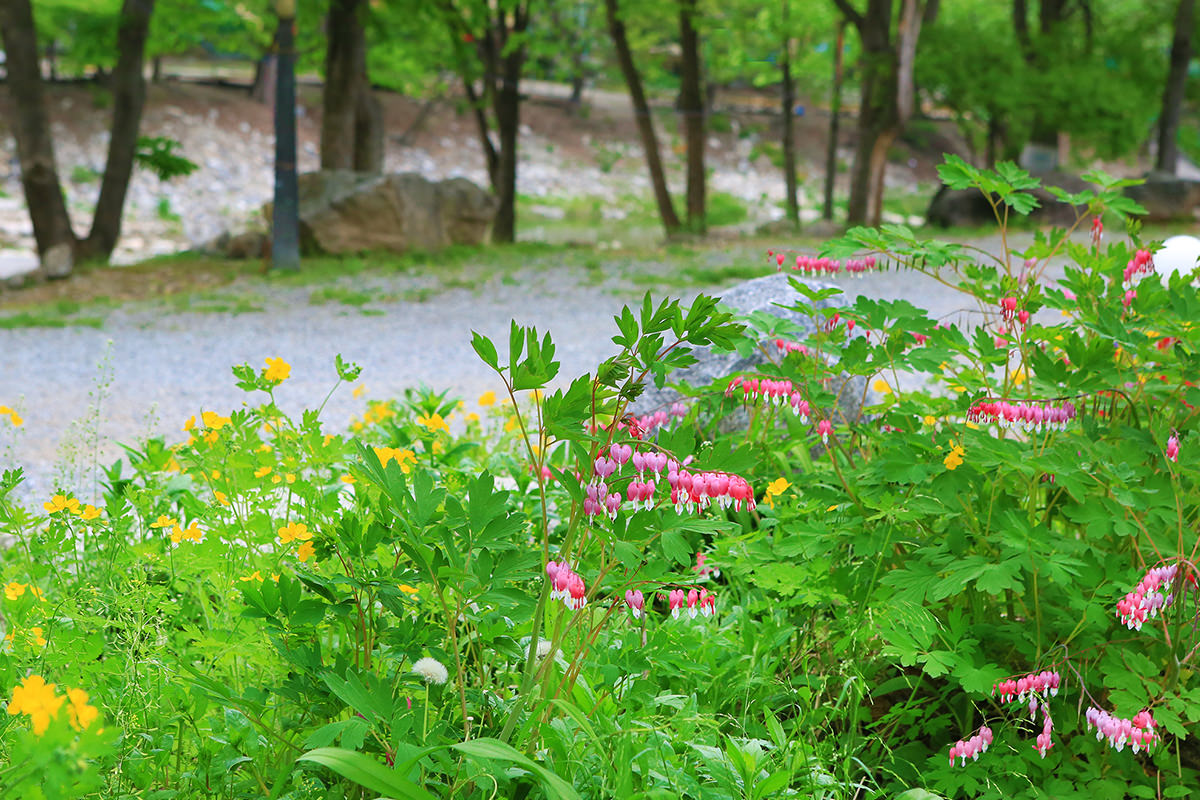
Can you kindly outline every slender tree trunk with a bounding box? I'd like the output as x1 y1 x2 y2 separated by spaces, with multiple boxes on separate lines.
0 0 76 264
1158 0 1195 174
823 19 846 220
321 0 361 169
678 0 706 232
81 0 155 262
321 0 383 173
604 0 680 234
462 76 499 186
492 46 523 243
273 8 301 270
840 0 922 226
152 55 163 82
780 0 798 227
251 53 277 105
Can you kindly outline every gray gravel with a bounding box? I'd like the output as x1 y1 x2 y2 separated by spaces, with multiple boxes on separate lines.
0 231 1088 504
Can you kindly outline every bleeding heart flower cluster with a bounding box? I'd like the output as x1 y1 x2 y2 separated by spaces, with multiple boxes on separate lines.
666 587 716 619
947 726 993 766
1116 563 1180 630
1085 707 1158 753
693 551 719 579
966 399 1077 432
667 469 756 513
1032 703 1055 758
769 250 879 277
1122 249 1154 287
624 403 688 438
545 561 587 610
726 376 812 422
774 338 812 357
584 445 756 519
993 670 1061 703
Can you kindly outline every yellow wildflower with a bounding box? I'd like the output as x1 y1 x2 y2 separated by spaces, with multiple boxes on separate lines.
399 584 419 595
296 540 315 563
150 515 177 529
170 522 203 544
202 430 219 445
4 581 27 601
7 675 65 736
763 477 790 509
239 571 264 583
417 412 449 433
873 379 893 395
201 410 230 429
944 444 965 471
30 627 47 647
9 412 22 426
1012 367 1027 387
254 466 272 478
43 494 81 515
65 688 98 731
271 474 282 484
340 475 356 484
353 384 367 398
256 443 272 453
466 412 480 423
923 415 937 427
264 357 291 383
29 587 45 602
278 522 312 544
81 504 102 520
214 491 230 506
183 415 196 432
285 473 296 484
505 415 518 432
478 391 496 407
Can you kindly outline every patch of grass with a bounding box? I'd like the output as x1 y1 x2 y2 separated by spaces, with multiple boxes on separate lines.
707 192 750 228
308 286 374 307
70 165 101 184
0 297 108 328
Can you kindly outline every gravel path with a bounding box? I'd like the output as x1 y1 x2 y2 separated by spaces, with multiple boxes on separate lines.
0 232 1080 503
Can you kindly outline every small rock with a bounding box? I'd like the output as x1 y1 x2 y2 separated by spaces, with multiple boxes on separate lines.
41 242 74 279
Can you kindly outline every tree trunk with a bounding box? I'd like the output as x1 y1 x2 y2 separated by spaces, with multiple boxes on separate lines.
678 0 705 232
354 87 384 172
251 53 278 105
152 54 163 83
604 0 680 234
840 0 922 226
321 0 361 169
462 75 499 187
321 0 382 173
780 0 798 227
1157 0 1195 174
491 45 524 244
823 19 846 221
272 12 301 270
0 0 76 263
81 0 155 263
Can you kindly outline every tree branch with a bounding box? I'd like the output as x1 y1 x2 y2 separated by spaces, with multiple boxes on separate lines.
830 0 865 29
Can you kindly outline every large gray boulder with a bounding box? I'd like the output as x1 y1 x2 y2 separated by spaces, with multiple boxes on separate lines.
1123 173 1200 222
264 171 498 255
631 273 866 429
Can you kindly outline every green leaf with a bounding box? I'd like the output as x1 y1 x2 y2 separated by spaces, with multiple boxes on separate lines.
451 738 581 800
471 331 499 370
297 748 437 800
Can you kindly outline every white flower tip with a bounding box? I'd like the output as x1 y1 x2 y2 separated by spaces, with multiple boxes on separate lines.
412 656 449 685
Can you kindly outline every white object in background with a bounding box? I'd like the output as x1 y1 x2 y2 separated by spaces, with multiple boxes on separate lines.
1155 235 1200 286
